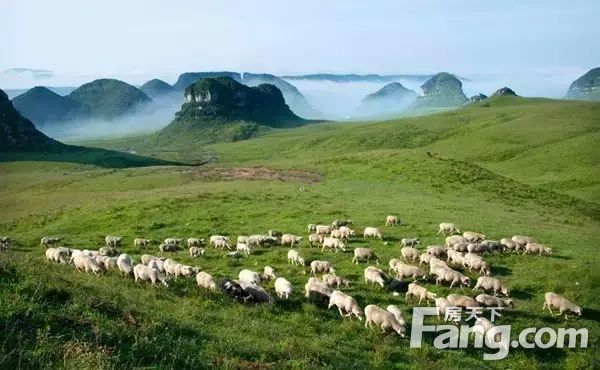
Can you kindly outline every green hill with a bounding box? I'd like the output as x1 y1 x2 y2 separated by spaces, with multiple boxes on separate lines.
139 79 175 98
356 82 417 116
411 72 468 109
67 79 152 119
12 86 89 125
172 71 241 91
566 67 600 101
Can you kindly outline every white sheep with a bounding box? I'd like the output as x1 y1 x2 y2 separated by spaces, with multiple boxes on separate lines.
237 235 249 244
196 271 217 291
438 223 461 236
187 238 204 248
395 263 427 281
147 258 165 273
435 297 452 321
164 238 183 246
427 245 446 259
322 274 350 288
447 294 479 308
45 248 57 262
40 236 61 248
406 282 437 305
134 238 152 248
281 234 303 247
239 269 261 285
511 235 536 251
105 235 122 248
352 248 379 264
385 215 399 226
476 294 514 308
435 268 471 288
364 304 404 335
99 246 119 257
321 237 346 253
134 264 168 287
308 233 324 247
236 243 251 256
287 249 303 265
328 290 363 320
386 305 406 326
473 276 509 296
316 225 332 235
189 246 205 257
447 249 465 266
310 260 335 276
263 266 276 280
117 254 134 276
463 231 486 243
304 277 333 298
274 277 293 299
209 235 229 246
524 243 552 256
445 235 467 248
388 258 401 274
363 227 383 239
364 266 387 287
467 243 490 254
500 237 517 252
543 292 582 319
401 238 420 247
338 226 356 239
452 242 469 252
401 247 420 263
141 254 162 265
164 259 197 278
307 224 317 233
73 254 104 275
419 253 433 266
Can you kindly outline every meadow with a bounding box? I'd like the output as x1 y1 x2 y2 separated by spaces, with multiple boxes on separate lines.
0 96 598 369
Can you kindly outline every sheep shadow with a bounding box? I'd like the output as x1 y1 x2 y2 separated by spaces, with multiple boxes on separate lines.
582 307 600 322
491 265 512 277
509 289 535 300
547 254 572 260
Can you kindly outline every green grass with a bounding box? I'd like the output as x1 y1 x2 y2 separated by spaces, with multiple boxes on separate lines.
1 97 599 368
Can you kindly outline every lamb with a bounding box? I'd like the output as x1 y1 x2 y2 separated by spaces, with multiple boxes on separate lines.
99 246 119 257
500 237 517 252
352 247 379 264
164 238 183 246
189 246 205 257
134 238 152 248
133 264 168 287
159 243 179 255
307 224 317 233
304 277 333 298
196 271 217 291
141 254 162 265
511 235 536 251
147 258 165 273
187 238 204 248
310 260 335 276
364 266 387 287
316 225 333 235
447 294 479 308
321 237 346 252
328 290 363 320
543 292 582 319
427 245 447 259
322 274 350 288
332 220 352 228
524 243 552 256
364 305 405 335
40 236 61 248
473 276 509 296
117 253 134 276
287 249 304 265
281 234 303 247
435 268 471 288
237 235 249 244
385 215 400 226
238 269 261 285
308 233 324 247
435 297 452 321
394 263 427 281
363 227 383 239
239 281 273 304
476 294 514 308
214 238 231 250
263 266 276 280
209 235 229 246
463 231 486 243
73 254 104 275
401 238 420 247
445 235 467 248
338 226 356 239
401 247 420 263
105 235 122 248
274 277 293 299
406 282 437 305
236 243 251 256
438 223 461 236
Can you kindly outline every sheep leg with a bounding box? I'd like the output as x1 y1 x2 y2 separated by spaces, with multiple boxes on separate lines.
337 307 345 317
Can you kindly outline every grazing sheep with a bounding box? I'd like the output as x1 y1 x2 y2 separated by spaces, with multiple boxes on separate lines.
401 247 420 263
247 234 277 248
141 254 162 265
481 240 503 253
134 264 168 287
464 256 491 276
500 238 517 252
287 249 304 265
467 243 490 255
214 238 231 250
45 248 58 262
386 305 406 326
307 224 317 233
447 294 479 308
322 237 346 253
187 238 204 248
117 254 134 276
159 243 179 255
363 227 383 239
73 254 104 275
419 253 433 266
427 246 446 259
274 277 293 299
395 263 427 281
339 226 355 238
164 238 183 246
164 259 197 278
239 281 273 304
328 290 363 320
237 235 249 244
196 271 217 291
388 258 401 274
473 276 509 296
134 238 152 248
281 234 303 247
543 292 582 319
452 242 469 252
352 248 379 264
316 225 333 235
40 236 61 248
209 235 229 246
463 231 486 243
364 266 387 287
322 274 350 288
435 297 452 321
438 223 461 236
238 269 261 285
476 294 514 308
445 235 467 248
268 230 283 238
435 268 471 288
105 235 122 248
364 305 405 335
385 215 400 226
304 277 333 298
330 229 345 239
406 282 437 305
310 260 336 276
401 238 420 247
263 266 276 280
473 317 509 349
236 243 251 256
189 246 205 258
147 258 165 273
524 243 552 256
99 246 119 257
308 233 324 247
219 278 253 303
430 257 448 269
511 235 536 251
332 220 352 228
447 250 465 266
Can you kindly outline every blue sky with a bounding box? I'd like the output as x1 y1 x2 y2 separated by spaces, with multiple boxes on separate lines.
1 0 598 89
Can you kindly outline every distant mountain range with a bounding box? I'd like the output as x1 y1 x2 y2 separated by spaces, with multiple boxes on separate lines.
355 82 417 117
566 67 600 101
139 79 175 98
281 73 434 83
411 72 468 109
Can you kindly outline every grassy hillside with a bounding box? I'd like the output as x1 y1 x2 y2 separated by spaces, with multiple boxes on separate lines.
1 97 598 368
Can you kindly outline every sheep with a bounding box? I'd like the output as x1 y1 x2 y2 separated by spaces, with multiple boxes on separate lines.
219 278 253 303
117 254 134 276
427 245 446 259
274 277 293 299
308 233 324 247
214 238 231 250
363 227 383 239
105 235 122 248
435 268 471 288
209 235 229 246
386 305 406 326
447 249 465 266
464 256 491 276
401 238 420 247
263 266 276 280
268 230 283 239
401 247 420 263
481 240 503 253
463 231 486 243
328 290 363 320
467 243 490 255
511 235 536 251
435 297 452 321
406 282 437 305
134 238 152 248
385 215 400 226
159 243 179 255
164 259 197 278
247 234 277 248
419 253 433 266
452 242 469 252
352 247 379 264
53 247 72 264
394 263 427 281
239 281 273 304
141 254 162 265
473 317 509 350
237 235 249 244
189 246 205 257
445 235 467 248
364 305 405 335
187 238 204 248
322 274 350 288
147 258 165 273
196 271 217 291
543 292 582 319
164 238 183 246
316 225 332 235
133 264 168 287
236 243 251 256
473 276 509 296
321 237 346 253
281 234 303 247
447 294 479 308
99 246 119 257
430 257 448 269
476 294 514 308
310 260 335 276
73 254 104 275
45 248 58 262
500 237 517 252
364 266 387 287
287 249 304 265
238 269 261 285
438 223 461 236
307 224 317 233
304 277 333 298
388 258 401 274
103 256 118 270
40 236 61 248
524 243 552 256
332 220 352 228
330 229 345 239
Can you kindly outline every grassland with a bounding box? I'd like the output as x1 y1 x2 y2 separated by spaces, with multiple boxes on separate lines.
0 96 599 369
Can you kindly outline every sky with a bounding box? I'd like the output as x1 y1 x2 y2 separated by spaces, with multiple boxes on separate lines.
1 0 598 92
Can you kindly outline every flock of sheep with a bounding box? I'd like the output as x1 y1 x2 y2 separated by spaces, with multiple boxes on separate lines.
26 216 584 337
